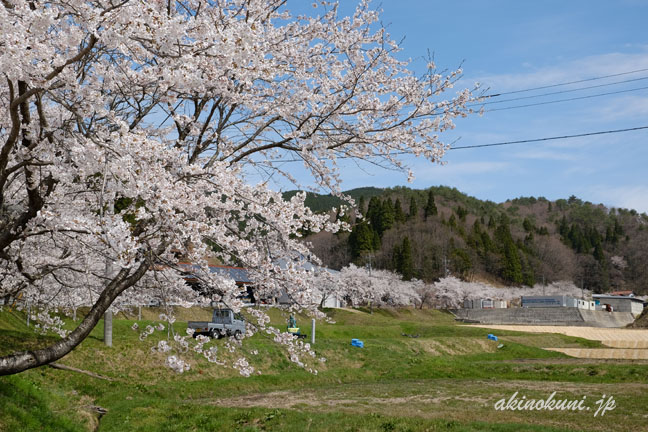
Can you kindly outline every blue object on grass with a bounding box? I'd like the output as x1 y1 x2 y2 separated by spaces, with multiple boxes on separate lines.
351 338 364 348
487 334 498 341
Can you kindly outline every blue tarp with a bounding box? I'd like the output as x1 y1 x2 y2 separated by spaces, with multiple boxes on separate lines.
487 334 498 341
351 338 364 348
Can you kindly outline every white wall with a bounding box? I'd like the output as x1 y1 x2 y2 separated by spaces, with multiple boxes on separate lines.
631 301 645 317
322 294 343 308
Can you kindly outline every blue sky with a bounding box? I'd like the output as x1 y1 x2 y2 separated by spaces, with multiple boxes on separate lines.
278 1 648 212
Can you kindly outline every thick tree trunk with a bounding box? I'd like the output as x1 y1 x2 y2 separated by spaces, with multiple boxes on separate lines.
0 262 149 376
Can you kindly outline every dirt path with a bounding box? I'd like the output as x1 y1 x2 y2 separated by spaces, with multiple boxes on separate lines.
546 348 648 359
203 379 647 408
467 324 648 341
197 379 648 432
468 324 648 359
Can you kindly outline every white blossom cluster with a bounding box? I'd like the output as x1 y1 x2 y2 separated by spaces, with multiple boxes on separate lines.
165 355 190 374
232 357 255 377
336 264 421 307
133 314 218 372
31 310 69 338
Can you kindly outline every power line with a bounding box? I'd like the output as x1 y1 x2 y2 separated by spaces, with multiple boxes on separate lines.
265 125 648 162
486 85 648 112
483 67 648 97
469 75 648 107
450 125 648 150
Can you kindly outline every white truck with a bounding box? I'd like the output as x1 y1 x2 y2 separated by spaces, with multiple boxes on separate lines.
188 309 246 338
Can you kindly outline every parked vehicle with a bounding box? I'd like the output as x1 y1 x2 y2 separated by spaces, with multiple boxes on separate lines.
188 309 246 338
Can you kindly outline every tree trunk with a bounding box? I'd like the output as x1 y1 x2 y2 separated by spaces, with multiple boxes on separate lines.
0 262 148 376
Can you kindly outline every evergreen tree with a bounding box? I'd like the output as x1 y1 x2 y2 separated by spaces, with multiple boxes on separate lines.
587 226 601 246
488 215 496 229
473 219 482 233
393 198 406 223
348 221 377 259
605 224 615 244
450 248 472 276
421 248 442 281
392 242 402 271
521 254 535 287
424 190 438 219
524 232 534 248
481 231 494 254
522 217 534 232
358 196 366 215
568 224 590 253
398 237 414 280
495 215 523 284
469 220 483 252
408 196 418 220
371 229 381 251
455 206 467 222
448 214 457 229
558 215 569 239
366 196 382 232
593 239 605 263
378 199 395 235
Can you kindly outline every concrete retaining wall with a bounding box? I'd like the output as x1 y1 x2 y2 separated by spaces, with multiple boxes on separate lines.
452 307 635 328
578 309 635 328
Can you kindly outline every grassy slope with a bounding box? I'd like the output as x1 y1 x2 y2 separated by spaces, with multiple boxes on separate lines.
629 309 648 328
1 307 647 432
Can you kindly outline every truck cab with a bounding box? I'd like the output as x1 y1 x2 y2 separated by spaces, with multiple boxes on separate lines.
187 308 246 338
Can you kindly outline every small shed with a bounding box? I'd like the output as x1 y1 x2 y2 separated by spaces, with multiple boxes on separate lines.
593 295 645 316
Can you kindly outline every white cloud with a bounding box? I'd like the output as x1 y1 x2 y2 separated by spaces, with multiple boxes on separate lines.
589 185 648 213
416 161 510 177
469 48 648 93
589 94 648 121
407 160 513 195
512 149 579 161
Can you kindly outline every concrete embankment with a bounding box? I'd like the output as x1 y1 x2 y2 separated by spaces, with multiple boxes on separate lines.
452 307 635 328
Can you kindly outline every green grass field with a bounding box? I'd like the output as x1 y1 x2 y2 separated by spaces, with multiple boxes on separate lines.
1 306 647 432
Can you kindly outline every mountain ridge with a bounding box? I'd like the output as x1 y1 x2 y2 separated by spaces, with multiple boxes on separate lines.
285 186 648 295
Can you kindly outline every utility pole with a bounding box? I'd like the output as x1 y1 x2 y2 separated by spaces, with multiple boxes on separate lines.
542 274 546 296
103 202 114 347
366 253 373 276
100 159 113 347
365 253 374 314
104 253 113 347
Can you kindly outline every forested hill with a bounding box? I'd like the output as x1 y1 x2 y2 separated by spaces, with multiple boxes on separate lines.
284 186 648 295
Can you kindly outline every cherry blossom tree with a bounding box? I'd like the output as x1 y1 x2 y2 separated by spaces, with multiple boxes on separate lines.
0 0 476 375
337 264 420 308
431 276 592 309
